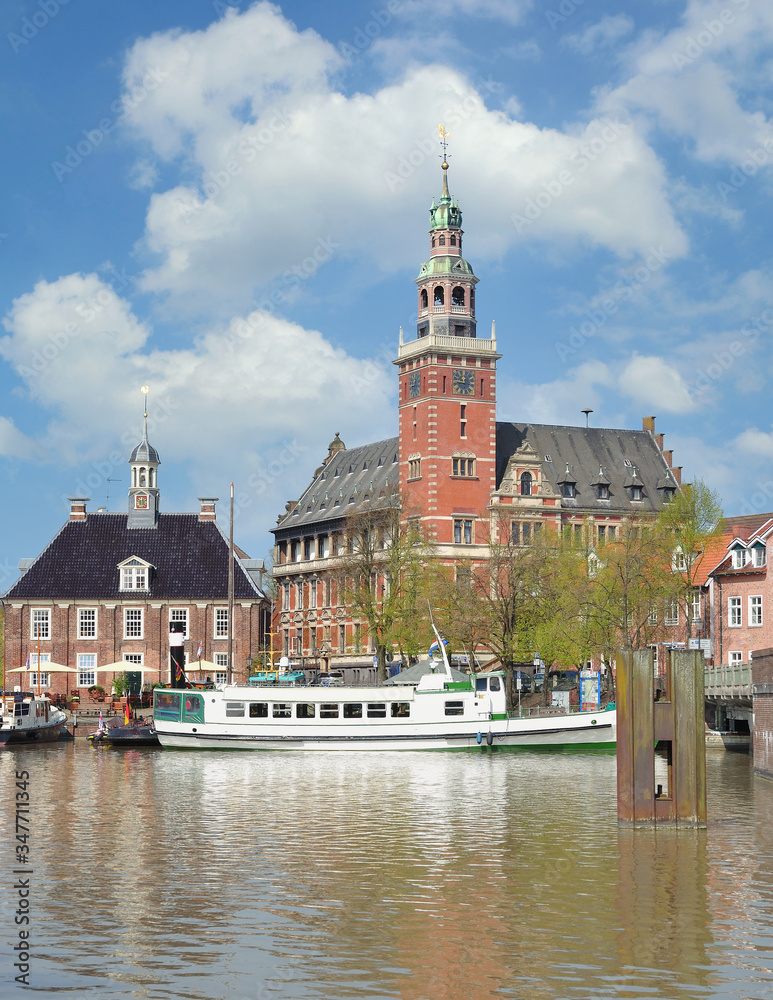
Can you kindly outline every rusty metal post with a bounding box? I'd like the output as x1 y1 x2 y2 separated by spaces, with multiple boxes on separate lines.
616 648 706 828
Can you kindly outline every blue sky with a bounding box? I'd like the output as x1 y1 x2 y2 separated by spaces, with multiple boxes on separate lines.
2 0 773 582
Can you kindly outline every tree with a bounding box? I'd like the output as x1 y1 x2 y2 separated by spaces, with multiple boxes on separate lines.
656 479 723 642
337 491 433 683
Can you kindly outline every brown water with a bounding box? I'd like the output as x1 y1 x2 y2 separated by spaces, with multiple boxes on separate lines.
1 745 772 999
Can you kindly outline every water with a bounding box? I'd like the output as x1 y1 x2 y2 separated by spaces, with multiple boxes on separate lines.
1 746 772 999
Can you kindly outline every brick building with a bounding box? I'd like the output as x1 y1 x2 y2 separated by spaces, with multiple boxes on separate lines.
271 159 683 668
2 421 269 696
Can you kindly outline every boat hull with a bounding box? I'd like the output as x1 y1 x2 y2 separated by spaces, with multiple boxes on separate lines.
156 713 615 752
91 724 159 747
0 719 65 746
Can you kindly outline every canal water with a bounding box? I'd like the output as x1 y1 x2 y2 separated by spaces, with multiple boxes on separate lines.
1 745 772 999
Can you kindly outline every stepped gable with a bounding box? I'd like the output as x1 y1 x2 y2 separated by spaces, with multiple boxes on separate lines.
496 422 677 513
3 513 263 601
275 437 399 534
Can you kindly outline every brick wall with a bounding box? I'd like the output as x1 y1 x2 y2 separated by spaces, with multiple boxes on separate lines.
752 647 773 780
3 599 266 694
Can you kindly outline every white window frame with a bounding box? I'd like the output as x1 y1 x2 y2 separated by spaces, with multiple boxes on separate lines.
749 595 763 627
78 607 97 639
119 559 151 590
691 589 702 621
124 608 144 639
728 596 742 627
309 579 317 609
728 650 743 666
169 608 189 639
29 653 50 688
665 601 679 626
283 582 290 610
215 608 229 638
732 548 747 569
752 545 766 567
77 653 96 688
31 608 51 640
214 653 228 685
123 653 143 665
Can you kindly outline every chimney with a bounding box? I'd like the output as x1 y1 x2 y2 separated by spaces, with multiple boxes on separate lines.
663 450 673 466
68 497 89 521
198 497 218 522
642 416 656 434
655 433 664 450
671 466 682 485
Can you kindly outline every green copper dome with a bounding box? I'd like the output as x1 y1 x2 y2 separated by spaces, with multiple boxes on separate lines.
416 255 476 279
429 161 462 230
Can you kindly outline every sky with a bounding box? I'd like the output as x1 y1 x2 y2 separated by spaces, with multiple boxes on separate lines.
2 0 773 585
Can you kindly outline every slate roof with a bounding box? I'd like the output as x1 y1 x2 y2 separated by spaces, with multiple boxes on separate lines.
496 422 677 514
4 513 265 601
273 437 400 538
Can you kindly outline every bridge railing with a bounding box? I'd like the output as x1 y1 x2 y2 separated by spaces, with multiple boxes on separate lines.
704 662 752 697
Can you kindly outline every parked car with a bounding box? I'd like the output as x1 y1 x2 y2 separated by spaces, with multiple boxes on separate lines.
513 670 532 693
310 671 345 687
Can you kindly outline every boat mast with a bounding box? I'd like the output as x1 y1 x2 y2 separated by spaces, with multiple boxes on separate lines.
227 481 234 685
427 603 453 681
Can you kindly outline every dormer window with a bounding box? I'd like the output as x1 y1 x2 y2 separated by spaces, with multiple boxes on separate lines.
752 545 767 567
520 472 533 496
597 485 609 500
631 486 643 501
118 556 153 590
732 548 747 569
561 483 576 498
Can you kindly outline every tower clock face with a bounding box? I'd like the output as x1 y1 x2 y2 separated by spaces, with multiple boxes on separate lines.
452 369 475 395
408 371 421 399
135 494 149 510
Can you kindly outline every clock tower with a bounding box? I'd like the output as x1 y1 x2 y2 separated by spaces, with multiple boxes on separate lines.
394 156 500 555
127 390 161 529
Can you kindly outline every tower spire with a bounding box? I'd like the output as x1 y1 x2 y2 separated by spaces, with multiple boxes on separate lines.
439 123 451 201
128 384 161 528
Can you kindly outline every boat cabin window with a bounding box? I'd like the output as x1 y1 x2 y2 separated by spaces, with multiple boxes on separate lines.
476 677 487 692
183 694 204 722
225 702 245 718
296 703 315 719
343 703 363 719
367 703 387 718
444 701 464 716
391 702 410 717
320 703 339 719
273 703 292 718
489 677 501 692
249 703 268 718
16 703 30 717
154 691 182 722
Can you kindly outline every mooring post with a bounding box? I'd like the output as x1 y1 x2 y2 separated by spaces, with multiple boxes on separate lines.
616 647 706 827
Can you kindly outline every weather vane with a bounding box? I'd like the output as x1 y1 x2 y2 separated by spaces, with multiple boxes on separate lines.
141 385 149 419
438 123 451 163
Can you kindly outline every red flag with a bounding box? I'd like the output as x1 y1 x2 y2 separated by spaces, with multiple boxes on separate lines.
125 700 132 726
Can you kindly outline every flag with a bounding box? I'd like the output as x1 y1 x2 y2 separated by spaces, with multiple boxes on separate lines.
175 660 184 682
124 700 132 726
97 712 105 734
197 641 202 660
25 654 30 671
429 637 449 655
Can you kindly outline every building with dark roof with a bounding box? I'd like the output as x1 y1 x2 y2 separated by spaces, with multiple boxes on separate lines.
271 158 684 669
3 417 269 698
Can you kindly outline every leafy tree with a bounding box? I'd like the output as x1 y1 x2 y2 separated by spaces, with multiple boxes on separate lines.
656 479 723 641
337 491 433 682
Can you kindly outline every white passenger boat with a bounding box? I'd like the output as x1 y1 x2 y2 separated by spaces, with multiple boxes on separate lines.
0 692 67 746
152 661 616 752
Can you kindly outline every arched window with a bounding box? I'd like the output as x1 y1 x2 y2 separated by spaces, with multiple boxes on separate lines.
450 235 457 246
420 289 428 309
439 235 446 246
431 237 436 248
470 289 475 312
434 286 445 306
452 286 465 306
520 472 532 496
139 468 147 487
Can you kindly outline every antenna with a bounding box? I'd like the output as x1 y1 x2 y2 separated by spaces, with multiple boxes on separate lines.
106 478 122 505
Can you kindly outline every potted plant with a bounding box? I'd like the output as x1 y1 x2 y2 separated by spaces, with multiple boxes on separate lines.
111 672 131 698
88 685 105 700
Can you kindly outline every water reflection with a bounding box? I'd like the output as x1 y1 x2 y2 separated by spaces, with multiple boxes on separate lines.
0 746 772 999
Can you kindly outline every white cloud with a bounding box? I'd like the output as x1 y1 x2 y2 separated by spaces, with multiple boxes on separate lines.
498 360 614 425
128 158 159 190
735 427 773 460
0 274 395 535
111 3 686 316
401 0 532 25
563 14 635 55
618 355 695 414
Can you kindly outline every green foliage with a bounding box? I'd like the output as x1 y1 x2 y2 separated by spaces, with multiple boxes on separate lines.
111 671 131 696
